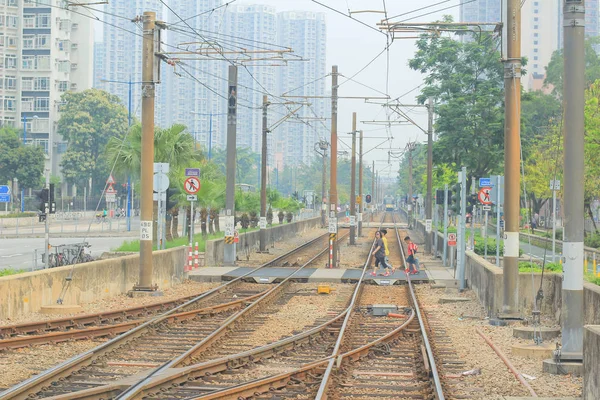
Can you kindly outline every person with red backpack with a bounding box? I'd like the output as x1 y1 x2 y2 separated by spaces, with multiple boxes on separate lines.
404 236 419 275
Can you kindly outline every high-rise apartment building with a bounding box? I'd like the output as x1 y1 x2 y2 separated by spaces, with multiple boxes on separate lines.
277 11 327 167
164 0 227 152
93 41 104 89
100 0 163 124
0 0 93 176
224 4 278 155
522 0 560 91
459 0 501 25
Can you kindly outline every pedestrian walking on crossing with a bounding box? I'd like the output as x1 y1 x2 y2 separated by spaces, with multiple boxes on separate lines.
404 236 419 275
370 231 388 277
380 229 394 275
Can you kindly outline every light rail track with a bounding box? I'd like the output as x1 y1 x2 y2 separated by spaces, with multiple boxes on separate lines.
144 212 451 400
0 231 351 400
0 233 337 351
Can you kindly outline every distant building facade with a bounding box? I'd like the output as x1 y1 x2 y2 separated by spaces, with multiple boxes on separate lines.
0 0 93 177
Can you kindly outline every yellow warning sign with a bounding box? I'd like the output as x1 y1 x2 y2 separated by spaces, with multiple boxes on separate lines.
225 236 234 244
329 233 337 241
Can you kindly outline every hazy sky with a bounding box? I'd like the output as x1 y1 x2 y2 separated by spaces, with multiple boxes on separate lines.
95 0 461 179
239 0 461 178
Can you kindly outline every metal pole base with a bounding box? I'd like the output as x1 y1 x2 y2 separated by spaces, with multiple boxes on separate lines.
489 313 523 327
128 284 162 298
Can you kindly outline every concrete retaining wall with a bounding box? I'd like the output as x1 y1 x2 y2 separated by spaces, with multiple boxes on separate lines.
204 216 325 267
403 211 600 324
584 325 600 400
0 247 186 319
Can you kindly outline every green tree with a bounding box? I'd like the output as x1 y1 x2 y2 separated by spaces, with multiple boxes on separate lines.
58 89 128 193
409 24 505 179
545 37 600 97
0 126 44 189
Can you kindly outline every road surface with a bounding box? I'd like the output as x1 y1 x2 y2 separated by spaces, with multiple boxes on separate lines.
0 237 131 271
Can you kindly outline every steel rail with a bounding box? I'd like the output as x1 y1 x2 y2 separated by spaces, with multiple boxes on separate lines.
0 231 337 400
313 212 387 399
393 213 446 400
115 230 352 400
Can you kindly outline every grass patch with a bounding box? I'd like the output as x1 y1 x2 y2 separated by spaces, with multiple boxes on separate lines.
0 268 26 277
586 274 600 286
518 261 562 274
114 231 225 252
0 212 37 219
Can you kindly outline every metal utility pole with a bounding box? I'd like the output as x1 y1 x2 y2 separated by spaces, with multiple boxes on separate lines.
316 141 328 227
408 146 414 227
136 11 157 292
561 0 584 359
426 97 434 254
259 95 269 252
443 184 449 266
224 65 238 265
349 112 357 245
329 65 339 268
44 169 50 269
458 167 467 290
500 0 522 318
358 130 363 236
372 160 375 221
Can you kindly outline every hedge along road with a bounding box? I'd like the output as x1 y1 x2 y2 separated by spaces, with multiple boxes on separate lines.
0 237 131 272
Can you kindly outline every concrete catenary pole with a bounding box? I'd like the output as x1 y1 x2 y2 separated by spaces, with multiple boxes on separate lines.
372 160 375 221
358 130 363 236
224 66 238 265
426 97 434 254
329 66 339 268
561 0 584 358
137 11 156 291
259 95 269 252
408 147 413 227
319 141 328 227
349 112 357 245
501 0 522 318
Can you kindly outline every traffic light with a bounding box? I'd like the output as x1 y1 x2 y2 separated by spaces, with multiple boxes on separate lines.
450 183 461 214
33 188 49 221
365 194 372 204
49 183 56 214
467 193 477 214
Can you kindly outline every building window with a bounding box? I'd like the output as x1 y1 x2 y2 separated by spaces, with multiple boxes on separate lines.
23 14 34 28
534 33 539 37
21 77 33 90
34 97 49 111
58 81 68 92
6 14 17 28
21 96 33 111
534 25 539 29
4 54 16 69
7 36 16 48
37 55 50 70
59 19 71 32
0 34 4 47
34 77 49 91
4 96 16 111
57 60 70 72
35 34 50 49
534 40 539 45
22 55 34 70
36 14 50 28
5 76 15 90
534 56 539 60
534 64 539 69
23 34 34 49
3 117 15 127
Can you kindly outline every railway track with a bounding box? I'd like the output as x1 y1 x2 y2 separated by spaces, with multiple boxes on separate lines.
128 212 451 400
0 232 350 400
0 232 336 351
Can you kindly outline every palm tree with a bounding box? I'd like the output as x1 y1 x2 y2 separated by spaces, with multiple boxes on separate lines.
106 123 202 244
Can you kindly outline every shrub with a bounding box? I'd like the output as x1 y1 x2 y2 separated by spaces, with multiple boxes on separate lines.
240 213 250 229
286 211 293 223
277 211 284 224
584 233 600 249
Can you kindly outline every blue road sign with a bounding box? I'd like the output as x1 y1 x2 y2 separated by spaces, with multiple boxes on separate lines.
0 185 10 195
479 177 492 187
0 194 10 203
185 168 200 177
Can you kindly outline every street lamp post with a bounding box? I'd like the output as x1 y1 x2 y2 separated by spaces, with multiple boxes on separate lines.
100 77 140 232
191 112 228 160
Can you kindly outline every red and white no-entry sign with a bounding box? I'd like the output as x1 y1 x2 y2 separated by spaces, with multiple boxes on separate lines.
478 187 492 205
184 177 201 195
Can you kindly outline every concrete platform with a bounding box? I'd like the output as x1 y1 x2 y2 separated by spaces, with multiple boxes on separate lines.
513 326 561 340
542 359 584 376
511 343 555 359
40 304 83 314
188 266 430 284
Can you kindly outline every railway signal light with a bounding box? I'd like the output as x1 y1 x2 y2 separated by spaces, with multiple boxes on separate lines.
166 187 179 211
49 183 56 214
436 189 449 205
365 194 372 204
34 188 49 221
450 183 461 214
467 193 477 214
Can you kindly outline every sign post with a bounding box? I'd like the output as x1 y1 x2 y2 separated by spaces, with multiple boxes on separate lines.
184 175 200 250
154 163 170 250
328 217 337 268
